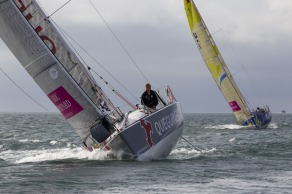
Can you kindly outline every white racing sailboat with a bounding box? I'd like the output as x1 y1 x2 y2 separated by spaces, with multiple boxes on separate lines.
183 0 272 128
0 0 184 160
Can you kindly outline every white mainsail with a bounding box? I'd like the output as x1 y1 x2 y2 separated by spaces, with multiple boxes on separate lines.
0 0 122 146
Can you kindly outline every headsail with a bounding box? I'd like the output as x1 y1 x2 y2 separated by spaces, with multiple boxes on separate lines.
0 0 122 146
184 0 252 123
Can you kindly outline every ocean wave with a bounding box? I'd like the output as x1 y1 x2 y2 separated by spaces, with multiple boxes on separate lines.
205 124 247 130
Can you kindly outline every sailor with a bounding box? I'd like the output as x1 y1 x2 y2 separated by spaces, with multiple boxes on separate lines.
256 107 265 113
141 83 159 110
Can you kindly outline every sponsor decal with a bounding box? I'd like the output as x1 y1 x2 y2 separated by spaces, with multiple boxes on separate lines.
139 110 179 148
219 73 227 87
140 119 154 147
193 32 201 49
154 111 177 136
48 86 83 119
15 0 57 54
229 101 241 112
254 116 262 128
49 68 58 80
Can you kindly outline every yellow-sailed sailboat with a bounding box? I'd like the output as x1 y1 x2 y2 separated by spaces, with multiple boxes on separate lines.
183 0 272 128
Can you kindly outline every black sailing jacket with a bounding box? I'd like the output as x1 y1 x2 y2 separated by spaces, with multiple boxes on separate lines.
141 90 159 108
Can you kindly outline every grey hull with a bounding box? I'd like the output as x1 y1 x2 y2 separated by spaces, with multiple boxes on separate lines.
107 102 184 160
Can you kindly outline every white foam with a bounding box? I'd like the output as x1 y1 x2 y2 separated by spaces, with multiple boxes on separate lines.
50 140 57 145
18 148 114 163
66 142 77 148
229 137 236 142
0 146 113 164
171 147 201 155
169 147 217 160
206 124 247 130
268 123 278 129
18 139 42 143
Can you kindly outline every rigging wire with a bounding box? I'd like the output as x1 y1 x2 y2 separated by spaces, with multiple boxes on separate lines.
219 37 265 107
47 0 73 18
88 67 136 110
219 40 265 107
242 69 265 106
51 21 138 107
88 0 149 83
181 136 202 153
0 67 50 112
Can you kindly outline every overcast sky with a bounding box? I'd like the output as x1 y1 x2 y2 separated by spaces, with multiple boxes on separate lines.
0 0 291 113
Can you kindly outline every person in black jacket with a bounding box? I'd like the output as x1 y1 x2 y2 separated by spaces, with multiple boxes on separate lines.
141 83 159 110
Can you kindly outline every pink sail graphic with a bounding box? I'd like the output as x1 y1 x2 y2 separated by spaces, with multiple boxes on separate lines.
48 86 83 119
229 101 241 112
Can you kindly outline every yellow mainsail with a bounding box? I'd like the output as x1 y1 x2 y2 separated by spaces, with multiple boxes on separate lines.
184 0 251 123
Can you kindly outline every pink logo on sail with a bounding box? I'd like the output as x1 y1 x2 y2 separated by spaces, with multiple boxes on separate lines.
229 101 241 112
48 86 83 119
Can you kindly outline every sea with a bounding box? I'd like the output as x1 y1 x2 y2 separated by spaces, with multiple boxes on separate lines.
0 112 291 194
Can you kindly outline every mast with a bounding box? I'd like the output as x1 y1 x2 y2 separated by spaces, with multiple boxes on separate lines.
0 0 122 146
184 0 251 123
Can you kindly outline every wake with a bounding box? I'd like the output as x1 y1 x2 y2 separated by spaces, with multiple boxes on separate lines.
0 146 114 164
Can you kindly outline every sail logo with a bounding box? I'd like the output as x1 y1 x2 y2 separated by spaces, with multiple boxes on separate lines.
154 111 177 136
193 33 201 49
140 119 154 147
50 93 60 103
219 73 227 88
229 101 241 112
15 0 57 54
49 68 59 80
48 86 83 119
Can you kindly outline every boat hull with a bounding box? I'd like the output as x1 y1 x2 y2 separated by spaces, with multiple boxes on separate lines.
136 122 184 161
107 102 184 160
242 110 272 129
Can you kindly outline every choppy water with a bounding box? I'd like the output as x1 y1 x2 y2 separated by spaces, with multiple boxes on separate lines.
0 113 291 193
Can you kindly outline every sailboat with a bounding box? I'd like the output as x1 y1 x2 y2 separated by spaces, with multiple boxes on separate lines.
183 0 272 128
0 0 184 160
